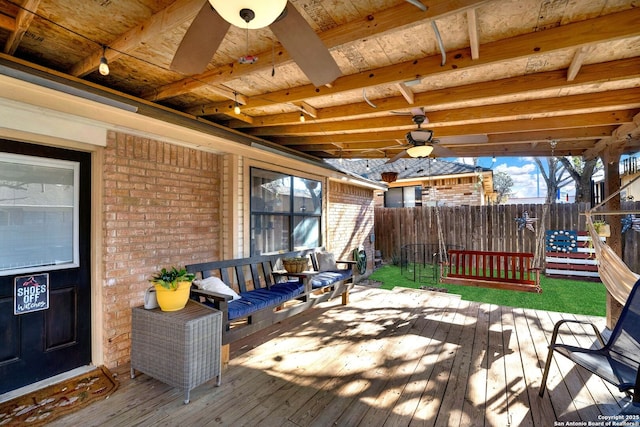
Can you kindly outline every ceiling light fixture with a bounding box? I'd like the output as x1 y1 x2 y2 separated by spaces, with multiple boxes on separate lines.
407 143 434 158
98 46 109 76
299 111 305 122
405 128 434 158
233 92 241 114
209 0 288 29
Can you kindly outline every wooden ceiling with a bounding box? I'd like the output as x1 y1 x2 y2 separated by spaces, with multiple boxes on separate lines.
1 0 639 161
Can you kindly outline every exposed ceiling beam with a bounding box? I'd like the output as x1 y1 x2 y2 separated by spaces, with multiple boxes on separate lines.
226 57 640 128
270 110 637 146
68 0 203 77
397 82 415 104
583 112 640 159
4 0 40 55
467 8 480 60
242 88 640 136
194 8 640 117
567 45 593 81
142 0 491 102
0 13 15 32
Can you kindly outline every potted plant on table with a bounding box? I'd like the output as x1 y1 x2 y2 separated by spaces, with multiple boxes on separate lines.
149 267 195 311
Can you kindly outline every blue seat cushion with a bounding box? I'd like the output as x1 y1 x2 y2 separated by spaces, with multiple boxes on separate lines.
310 270 352 289
227 281 304 320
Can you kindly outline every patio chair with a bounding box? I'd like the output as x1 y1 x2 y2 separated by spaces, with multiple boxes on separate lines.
539 277 640 399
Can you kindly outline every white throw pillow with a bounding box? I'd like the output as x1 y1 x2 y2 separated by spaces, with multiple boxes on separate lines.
316 251 337 271
193 276 241 300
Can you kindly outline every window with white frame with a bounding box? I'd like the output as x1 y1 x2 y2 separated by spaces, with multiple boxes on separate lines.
0 153 79 275
250 168 322 255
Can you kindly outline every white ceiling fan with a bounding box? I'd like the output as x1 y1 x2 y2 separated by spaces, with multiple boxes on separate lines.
171 1 341 87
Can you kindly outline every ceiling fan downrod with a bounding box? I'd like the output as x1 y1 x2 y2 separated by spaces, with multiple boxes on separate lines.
239 9 258 64
413 114 426 127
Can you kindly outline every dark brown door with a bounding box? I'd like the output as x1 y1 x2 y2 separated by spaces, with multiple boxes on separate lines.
0 140 91 394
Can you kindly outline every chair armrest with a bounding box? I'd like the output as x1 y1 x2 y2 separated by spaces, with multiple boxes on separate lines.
549 319 606 348
336 260 357 270
191 288 233 302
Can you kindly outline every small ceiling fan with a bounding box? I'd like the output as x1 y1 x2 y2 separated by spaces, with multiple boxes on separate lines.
171 1 342 87
385 113 453 163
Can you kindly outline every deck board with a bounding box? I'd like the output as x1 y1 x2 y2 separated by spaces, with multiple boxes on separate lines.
459 302 490 427
47 285 631 427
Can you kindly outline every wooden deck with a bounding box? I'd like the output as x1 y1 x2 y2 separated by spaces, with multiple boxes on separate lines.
52 285 631 426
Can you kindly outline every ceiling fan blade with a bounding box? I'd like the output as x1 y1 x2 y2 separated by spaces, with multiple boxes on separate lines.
438 134 489 145
170 2 230 75
431 144 456 157
385 149 409 164
270 3 341 87
410 107 426 117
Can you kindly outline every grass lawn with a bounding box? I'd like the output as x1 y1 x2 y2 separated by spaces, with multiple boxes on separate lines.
369 264 607 316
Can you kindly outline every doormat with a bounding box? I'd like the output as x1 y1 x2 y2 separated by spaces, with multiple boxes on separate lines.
0 365 118 426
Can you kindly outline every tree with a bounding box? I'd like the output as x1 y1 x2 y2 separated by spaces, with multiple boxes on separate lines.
534 157 572 203
557 156 600 203
493 171 513 204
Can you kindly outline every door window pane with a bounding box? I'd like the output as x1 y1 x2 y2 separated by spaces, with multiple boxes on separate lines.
0 153 79 275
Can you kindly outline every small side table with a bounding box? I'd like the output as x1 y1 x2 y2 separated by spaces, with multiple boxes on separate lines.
273 270 318 292
130 300 222 404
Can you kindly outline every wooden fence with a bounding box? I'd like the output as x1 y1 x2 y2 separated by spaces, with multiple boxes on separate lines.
374 202 640 273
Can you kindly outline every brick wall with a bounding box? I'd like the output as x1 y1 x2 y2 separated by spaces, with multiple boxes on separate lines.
102 131 220 368
327 181 375 272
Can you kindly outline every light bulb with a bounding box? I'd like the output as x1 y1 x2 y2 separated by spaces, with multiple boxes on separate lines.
99 56 109 76
299 112 305 122
234 103 241 114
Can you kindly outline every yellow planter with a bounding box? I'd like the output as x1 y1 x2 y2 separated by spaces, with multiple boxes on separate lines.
154 281 191 311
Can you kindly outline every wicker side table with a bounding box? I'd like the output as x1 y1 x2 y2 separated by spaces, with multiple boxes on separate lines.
130 300 222 404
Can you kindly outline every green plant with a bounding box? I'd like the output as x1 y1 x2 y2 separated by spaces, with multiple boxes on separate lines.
150 267 195 290
390 250 401 266
593 220 608 233
369 264 606 316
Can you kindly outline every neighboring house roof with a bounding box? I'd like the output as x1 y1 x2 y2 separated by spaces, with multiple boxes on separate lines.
324 158 492 182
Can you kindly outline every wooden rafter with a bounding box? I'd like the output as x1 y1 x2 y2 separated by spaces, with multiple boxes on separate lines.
227 57 640 128
467 8 480 60
191 8 640 117
242 88 640 136
68 0 203 77
567 45 593 81
3 0 40 55
396 82 415 105
141 0 491 102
